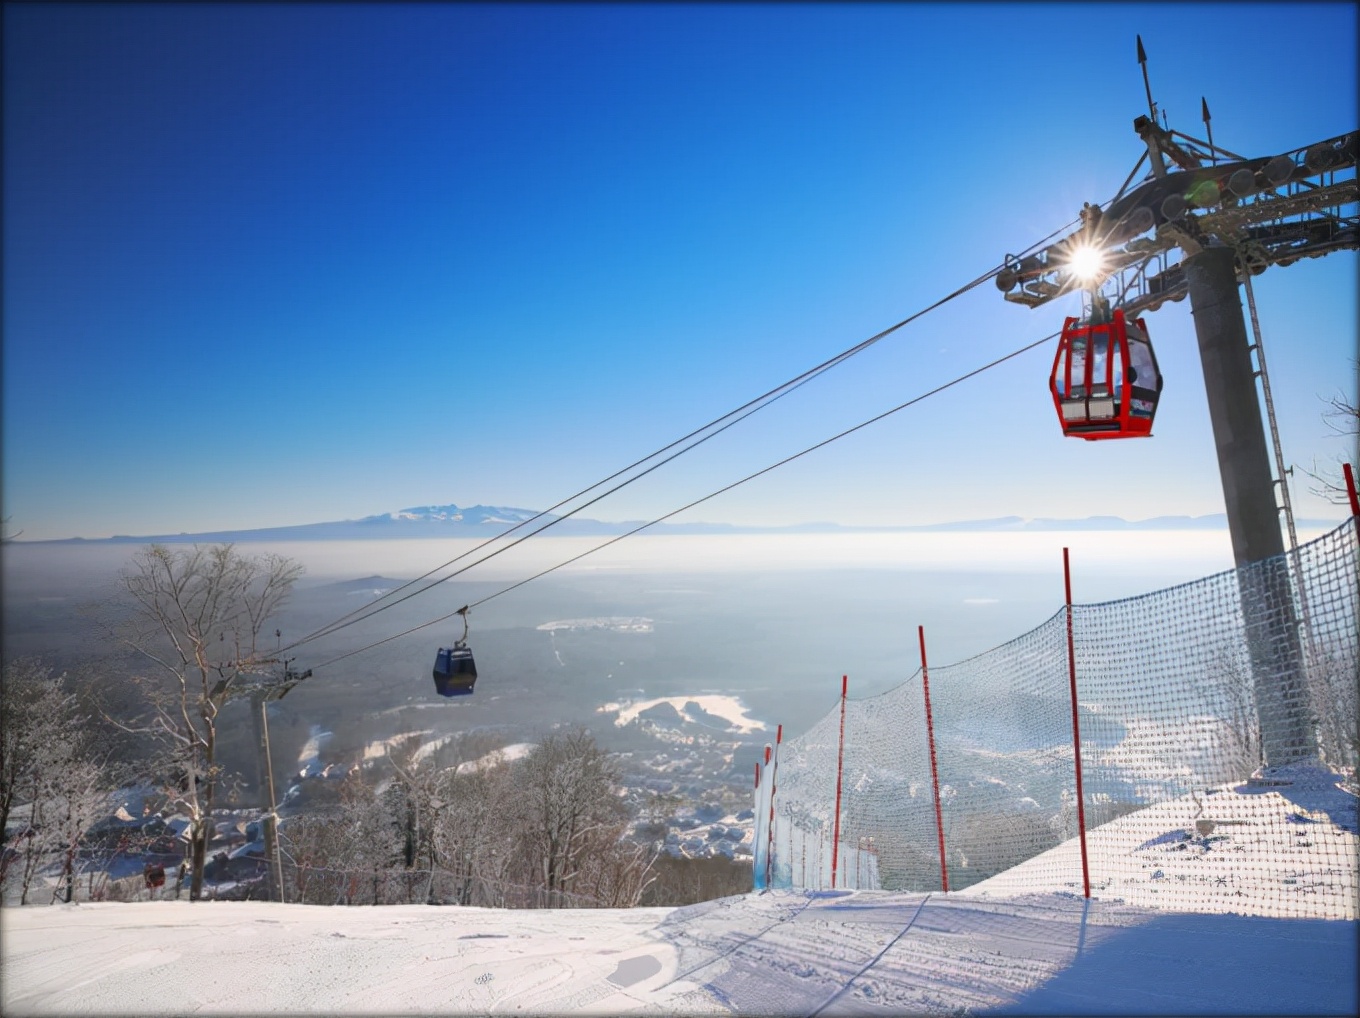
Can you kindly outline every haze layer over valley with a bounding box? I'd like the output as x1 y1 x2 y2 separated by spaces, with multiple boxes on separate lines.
2 522 1265 753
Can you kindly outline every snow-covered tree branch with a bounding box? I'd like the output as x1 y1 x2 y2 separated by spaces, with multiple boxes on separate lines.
111 544 302 901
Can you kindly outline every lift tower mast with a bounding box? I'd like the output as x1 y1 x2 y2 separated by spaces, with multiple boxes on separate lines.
994 37 1357 769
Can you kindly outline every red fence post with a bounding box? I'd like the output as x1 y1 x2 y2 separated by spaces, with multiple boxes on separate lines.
1344 462 1360 518
764 724 782 889
1063 547 1092 899
918 626 949 893
753 760 763 890
831 675 848 889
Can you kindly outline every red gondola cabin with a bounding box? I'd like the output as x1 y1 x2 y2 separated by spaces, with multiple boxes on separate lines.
1050 309 1162 440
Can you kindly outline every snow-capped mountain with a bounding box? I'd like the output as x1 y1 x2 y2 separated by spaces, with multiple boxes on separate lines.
29 505 1345 545
368 504 547 526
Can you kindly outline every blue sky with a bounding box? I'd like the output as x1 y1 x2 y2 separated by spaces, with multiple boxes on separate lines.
4 3 1356 541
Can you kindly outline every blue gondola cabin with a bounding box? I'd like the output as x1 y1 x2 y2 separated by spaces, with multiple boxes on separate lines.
432 644 477 697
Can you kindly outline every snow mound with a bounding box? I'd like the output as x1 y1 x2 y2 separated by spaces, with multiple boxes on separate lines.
969 769 1358 919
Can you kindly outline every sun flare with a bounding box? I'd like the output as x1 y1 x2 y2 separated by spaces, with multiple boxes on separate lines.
1066 243 1106 283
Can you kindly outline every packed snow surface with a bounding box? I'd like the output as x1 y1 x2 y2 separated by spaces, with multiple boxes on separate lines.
4 771 1355 1014
3 890 1354 1015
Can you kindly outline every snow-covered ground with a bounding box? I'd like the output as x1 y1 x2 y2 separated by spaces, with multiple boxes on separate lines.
454 742 535 775
968 767 1359 920
3 770 1355 1015
603 695 767 734
2 889 1354 1015
538 617 655 633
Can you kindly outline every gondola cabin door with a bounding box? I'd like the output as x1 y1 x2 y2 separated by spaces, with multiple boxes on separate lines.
1050 309 1162 440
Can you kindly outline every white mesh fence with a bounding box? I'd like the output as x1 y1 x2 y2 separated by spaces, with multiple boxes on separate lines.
755 520 1358 919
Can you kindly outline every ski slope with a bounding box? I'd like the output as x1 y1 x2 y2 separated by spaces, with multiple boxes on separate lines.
3 775 1356 1015
2 889 1354 1015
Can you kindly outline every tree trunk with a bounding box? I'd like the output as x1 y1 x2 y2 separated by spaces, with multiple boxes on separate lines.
189 822 207 901
62 840 75 904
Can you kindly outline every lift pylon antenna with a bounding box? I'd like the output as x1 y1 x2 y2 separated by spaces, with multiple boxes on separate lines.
1201 97 1215 164
1135 36 1172 178
1136 35 1156 123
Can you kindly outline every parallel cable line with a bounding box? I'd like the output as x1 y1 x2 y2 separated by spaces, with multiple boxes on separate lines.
307 331 1056 671
288 223 1081 654
287 263 1009 653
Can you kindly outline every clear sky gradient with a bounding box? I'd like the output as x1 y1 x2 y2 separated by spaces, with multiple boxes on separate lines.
4 3 1357 541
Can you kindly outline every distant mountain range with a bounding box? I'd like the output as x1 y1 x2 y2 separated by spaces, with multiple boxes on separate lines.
25 502 1346 545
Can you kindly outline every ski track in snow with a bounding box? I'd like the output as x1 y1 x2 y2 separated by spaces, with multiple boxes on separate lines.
3 889 1355 1015
4 773 1357 1014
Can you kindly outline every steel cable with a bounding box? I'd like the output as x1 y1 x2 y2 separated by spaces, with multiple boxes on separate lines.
306 330 1057 672
286 227 1080 655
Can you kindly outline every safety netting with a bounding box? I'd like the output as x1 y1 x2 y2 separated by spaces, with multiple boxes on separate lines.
753 519 1358 919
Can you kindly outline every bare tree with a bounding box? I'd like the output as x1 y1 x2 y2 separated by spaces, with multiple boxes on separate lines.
1214 649 1264 780
1311 648 1359 783
432 752 519 905
1 660 62 851
1 660 104 904
1302 389 1359 505
272 730 654 909
278 768 403 905
107 544 302 901
512 728 632 906
279 812 344 903
386 735 444 870
47 756 107 904
574 822 657 908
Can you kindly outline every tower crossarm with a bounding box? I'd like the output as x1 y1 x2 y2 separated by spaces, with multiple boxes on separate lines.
996 130 1357 315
